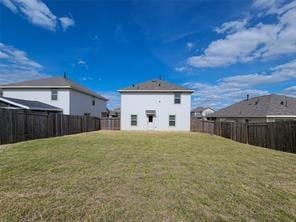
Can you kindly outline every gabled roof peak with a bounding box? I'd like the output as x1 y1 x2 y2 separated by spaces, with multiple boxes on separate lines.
119 79 193 93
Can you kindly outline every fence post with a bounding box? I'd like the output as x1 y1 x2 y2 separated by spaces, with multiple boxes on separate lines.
246 121 249 144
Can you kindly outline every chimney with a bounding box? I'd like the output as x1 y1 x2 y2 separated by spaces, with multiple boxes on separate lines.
247 94 249 100
64 72 67 79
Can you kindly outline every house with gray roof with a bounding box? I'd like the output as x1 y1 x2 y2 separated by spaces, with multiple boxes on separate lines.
0 77 107 117
208 94 296 123
118 79 193 131
191 107 215 120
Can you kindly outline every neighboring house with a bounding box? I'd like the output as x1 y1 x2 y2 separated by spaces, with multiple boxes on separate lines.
101 107 120 118
0 96 62 113
191 107 215 120
0 77 107 117
118 79 193 131
110 107 121 117
208 94 296 123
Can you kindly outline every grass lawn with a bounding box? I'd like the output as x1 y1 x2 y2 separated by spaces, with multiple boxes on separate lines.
0 131 295 221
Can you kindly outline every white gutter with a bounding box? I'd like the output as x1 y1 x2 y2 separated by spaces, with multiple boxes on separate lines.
118 90 194 93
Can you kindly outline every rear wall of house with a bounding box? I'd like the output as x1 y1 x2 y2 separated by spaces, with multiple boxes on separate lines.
2 89 70 114
121 93 191 131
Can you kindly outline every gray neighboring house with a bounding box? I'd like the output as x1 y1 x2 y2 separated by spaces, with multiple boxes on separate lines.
208 94 296 123
191 107 215 120
0 97 62 113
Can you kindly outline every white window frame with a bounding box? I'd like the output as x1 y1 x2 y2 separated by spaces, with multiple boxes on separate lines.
131 115 137 126
174 93 181 104
169 115 176 127
51 89 58 101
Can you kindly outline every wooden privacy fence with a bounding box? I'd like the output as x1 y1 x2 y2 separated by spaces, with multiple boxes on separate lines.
100 118 120 130
191 118 296 153
0 109 101 145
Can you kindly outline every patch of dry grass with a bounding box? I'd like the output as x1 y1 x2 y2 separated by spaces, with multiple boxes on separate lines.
0 131 295 221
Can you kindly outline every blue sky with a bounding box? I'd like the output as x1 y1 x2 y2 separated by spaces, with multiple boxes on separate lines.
0 0 295 109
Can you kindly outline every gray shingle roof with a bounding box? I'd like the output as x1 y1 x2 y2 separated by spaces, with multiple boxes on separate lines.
119 79 193 92
0 77 107 101
0 97 62 111
208 94 296 118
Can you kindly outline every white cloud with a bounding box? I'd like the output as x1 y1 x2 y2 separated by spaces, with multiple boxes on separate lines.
76 60 88 68
101 91 120 109
185 59 296 109
0 0 75 31
59 16 75 31
185 81 269 109
281 86 296 97
80 76 93 81
78 60 86 65
214 18 248 34
174 66 189 72
187 1 296 68
252 0 281 14
1 0 17 12
186 42 195 50
0 42 48 84
222 59 296 86
0 51 9 59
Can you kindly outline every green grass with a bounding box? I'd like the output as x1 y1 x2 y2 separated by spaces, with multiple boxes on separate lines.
0 131 295 221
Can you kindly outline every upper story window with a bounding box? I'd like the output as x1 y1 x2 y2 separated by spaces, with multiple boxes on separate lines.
131 115 137 126
174 93 181 104
51 89 58 100
92 97 95 106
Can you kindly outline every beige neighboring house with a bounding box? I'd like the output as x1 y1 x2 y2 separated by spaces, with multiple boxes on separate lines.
208 94 296 123
191 107 215 120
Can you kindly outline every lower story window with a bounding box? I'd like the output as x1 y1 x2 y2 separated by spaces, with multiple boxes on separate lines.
131 115 137 126
169 115 176 126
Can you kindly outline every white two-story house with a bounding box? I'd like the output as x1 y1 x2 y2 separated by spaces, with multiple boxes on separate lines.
0 77 107 117
118 79 193 131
